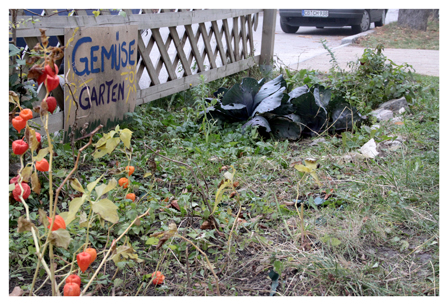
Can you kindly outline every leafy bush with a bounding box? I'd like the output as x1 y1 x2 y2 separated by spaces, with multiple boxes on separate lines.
200 75 365 140
325 45 420 113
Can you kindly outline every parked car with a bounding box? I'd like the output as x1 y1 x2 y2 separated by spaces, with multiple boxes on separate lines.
279 9 387 34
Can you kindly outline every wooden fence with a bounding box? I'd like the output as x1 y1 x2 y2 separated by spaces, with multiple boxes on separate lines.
9 9 277 133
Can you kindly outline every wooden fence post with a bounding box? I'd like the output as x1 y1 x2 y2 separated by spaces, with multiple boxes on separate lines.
259 9 277 73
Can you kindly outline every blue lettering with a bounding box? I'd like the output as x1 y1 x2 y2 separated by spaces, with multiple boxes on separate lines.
91 87 98 106
121 41 128 67
118 82 125 101
79 86 91 110
105 80 114 104
99 83 105 105
72 37 92 76
90 45 100 74
101 45 115 72
129 40 135 66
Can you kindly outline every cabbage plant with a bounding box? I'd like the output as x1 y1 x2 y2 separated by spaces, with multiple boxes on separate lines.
201 75 365 140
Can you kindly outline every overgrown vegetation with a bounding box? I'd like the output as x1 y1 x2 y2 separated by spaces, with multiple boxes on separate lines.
356 19 439 50
9 28 439 296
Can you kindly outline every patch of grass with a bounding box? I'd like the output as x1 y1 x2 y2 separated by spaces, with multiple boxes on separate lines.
356 19 439 50
9 65 439 296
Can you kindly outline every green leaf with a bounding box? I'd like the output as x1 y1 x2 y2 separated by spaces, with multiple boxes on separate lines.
294 164 311 173
120 128 133 148
212 180 233 214
105 137 121 154
33 147 49 162
330 238 341 247
59 195 86 226
95 178 117 199
92 199 119 223
87 176 103 193
9 44 21 56
145 237 159 246
93 146 108 159
70 178 85 193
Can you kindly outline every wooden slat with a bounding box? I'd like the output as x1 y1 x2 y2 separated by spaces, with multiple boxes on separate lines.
199 22 217 69
13 9 269 134
137 55 260 105
240 15 248 59
152 28 177 81
210 21 226 66
260 10 276 67
184 24 205 72
187 26 202 70
28 111 64 134
137 36 160 86
221 19 235 63
136 32 157 84
11 9 263 37
169 26 193 76
247 14 255 57
232 17 239 61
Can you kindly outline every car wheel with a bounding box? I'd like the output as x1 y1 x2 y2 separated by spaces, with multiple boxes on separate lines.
351 10 371 33
375 10 386 27
280 17 299 33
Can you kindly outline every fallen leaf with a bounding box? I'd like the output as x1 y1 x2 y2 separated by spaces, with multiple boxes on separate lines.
149 223 177 250
324 189 334 200
200 221 212 230
17 216 36 233
170 199 180 211
9 286 24 296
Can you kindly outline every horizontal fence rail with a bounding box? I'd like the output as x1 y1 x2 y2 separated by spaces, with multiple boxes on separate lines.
10 9 276 134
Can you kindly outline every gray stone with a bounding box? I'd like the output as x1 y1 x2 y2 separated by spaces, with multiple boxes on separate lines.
378 97 409 113
370 109 394 121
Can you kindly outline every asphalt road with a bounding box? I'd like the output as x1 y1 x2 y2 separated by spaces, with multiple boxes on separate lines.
252 9 399 67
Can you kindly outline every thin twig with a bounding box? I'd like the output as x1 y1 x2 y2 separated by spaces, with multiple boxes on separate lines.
176 234 221 296
81 207 151 295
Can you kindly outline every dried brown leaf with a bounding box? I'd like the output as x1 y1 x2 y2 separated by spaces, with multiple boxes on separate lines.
17 216 36 233
9 286 24 296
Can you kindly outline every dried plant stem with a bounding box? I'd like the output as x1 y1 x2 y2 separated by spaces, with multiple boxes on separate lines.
176 234 221 296
81 207 152 295
294 174 307 245
227 190 241 256
144 144 221 232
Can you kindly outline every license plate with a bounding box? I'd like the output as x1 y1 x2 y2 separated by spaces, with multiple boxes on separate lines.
302 10 329 17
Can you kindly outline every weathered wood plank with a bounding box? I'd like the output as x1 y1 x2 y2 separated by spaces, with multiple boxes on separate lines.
198 22 217 69
260 9 276 68
221 19 235 63
11 9 263 37
211 21 226 66
240 15 248 59
184 25 205 72
137 36 160 86
232 17 239 61
247 14 255 57
136 55 260 105
151 28 177 81
28 111 64 134
169 27 193 76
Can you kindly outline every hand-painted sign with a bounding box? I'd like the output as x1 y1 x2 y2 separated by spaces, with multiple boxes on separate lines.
64 25 138 140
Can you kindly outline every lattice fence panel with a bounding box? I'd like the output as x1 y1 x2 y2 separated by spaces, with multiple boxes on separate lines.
10 8 267 132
